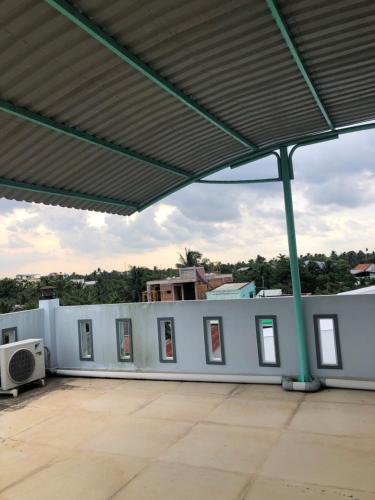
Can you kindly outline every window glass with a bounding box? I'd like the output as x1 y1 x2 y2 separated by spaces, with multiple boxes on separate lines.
259 318 276 364
204 317 225 365
256 316 280 367
78 320 93 360
206 319 222 362
318 318 338 365
2 327 17 344
158 319 176 362
117 319 132 361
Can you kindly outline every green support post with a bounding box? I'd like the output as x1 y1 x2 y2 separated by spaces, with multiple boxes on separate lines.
280 146 311 382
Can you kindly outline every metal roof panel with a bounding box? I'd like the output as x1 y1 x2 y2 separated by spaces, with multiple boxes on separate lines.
0 0 374 214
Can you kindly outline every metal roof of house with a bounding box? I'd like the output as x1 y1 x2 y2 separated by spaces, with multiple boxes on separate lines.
209 282 252 292
352 263 372 272
0 0 375 215
338 285 375 295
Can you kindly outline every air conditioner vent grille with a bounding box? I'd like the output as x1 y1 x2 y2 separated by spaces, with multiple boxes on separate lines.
9 349 35 383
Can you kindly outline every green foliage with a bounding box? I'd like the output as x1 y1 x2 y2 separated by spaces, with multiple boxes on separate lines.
176 248 203 268
0 249 372 312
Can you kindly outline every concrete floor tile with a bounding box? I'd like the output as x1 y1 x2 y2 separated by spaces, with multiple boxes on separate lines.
175 381 238 396
305 388 375 406
113 461 250 500
133 393 224 422
290 401 375 438
80 392 154 415
245 477 375 500
114 380 181 395
260 431 375 492
30 387 107 411
231 384 304 402
63 377 124 391
15 410 108 450
83 415 192 459
159 422 279 474
205 398 299 429
1 451 148 500
0 405 54 439
2 378 375 499
0 440 60 491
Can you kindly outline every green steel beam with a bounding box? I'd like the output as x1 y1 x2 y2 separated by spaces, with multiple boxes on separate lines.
230 131 339 169
0 99 191 179
138 122 374 212
336 122 375 135
138 160 243 212
280 146 311 382
45 0 257 151
266 0 334 130
0 177 138 209
197 177 280 184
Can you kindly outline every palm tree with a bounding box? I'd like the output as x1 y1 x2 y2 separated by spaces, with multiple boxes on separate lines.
177 248 203 268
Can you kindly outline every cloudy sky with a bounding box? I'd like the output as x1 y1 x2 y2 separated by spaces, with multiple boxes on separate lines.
0 128 374 278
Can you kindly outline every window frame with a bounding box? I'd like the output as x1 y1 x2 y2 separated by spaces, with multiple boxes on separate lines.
116 318 133 362
78 319 94 361
157 317 177 363
314 314 342 369
203 316 226 365
1 327 17 344
255 315 281 367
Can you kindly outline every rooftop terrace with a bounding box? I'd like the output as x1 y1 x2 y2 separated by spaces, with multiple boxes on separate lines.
1 377 375 500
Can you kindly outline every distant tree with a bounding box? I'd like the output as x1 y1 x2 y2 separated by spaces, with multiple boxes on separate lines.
176 248 203 268
127 266 146 302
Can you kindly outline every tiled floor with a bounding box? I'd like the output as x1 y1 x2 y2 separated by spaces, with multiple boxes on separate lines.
1 377 375 499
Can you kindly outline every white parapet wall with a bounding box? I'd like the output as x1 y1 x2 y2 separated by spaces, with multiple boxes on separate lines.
0 308 44 343
53 295 375 381
1 295 374 384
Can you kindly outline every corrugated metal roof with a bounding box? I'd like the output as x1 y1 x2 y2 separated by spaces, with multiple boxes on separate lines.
210 282 251 292
0 0 374 214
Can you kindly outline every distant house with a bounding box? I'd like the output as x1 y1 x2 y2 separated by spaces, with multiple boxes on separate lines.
71 279 97 287
338 285 375 295
48 272 68 279
350 263 375 279
256 289 283 298
304 260 326 270
15 273 40 283
206 282 256 300
71 278 85 286
146 267 233 302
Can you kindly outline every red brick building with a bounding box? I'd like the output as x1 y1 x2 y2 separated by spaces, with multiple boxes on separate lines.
146 267 233 302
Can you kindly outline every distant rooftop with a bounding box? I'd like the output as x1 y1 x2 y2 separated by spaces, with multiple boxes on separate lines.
338 285 375 295
209 282 252 292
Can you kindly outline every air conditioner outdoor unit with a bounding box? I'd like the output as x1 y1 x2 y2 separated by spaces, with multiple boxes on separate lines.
0 339 45 397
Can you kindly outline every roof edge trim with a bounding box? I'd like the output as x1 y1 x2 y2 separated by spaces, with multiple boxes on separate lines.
0 177 138 210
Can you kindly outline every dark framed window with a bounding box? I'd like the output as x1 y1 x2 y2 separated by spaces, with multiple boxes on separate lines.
116 318 133 362
255 316 280 367
158 318 176 363
2 327 17 344
314 315 342 369
203 317 225 365
78 319 94 361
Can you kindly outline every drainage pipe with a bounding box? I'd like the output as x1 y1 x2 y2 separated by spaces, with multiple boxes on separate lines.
322 378 375 391
54 369 281 385
54 370 375 391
